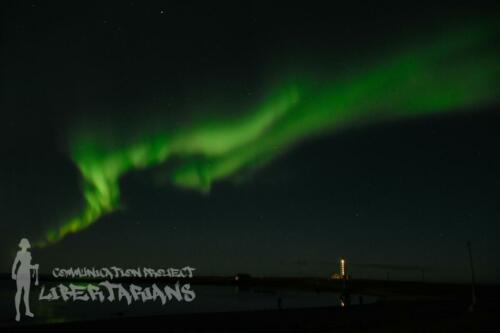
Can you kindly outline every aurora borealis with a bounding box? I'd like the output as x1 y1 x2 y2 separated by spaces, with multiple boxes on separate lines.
38 22 500 246
2 1 500 285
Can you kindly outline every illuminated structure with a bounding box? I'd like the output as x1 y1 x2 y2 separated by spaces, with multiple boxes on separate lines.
340 258 346 278
338 258 350 306
331 258 349 280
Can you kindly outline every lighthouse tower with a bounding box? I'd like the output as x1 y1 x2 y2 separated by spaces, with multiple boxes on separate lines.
340 258 348 280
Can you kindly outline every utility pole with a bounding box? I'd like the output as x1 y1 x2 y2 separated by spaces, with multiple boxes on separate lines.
466 241 476 312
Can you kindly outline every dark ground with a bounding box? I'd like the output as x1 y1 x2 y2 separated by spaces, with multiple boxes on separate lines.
3 278 500 332
5 299 500 332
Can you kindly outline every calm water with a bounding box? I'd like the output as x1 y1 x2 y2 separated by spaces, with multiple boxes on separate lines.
0 281 376 325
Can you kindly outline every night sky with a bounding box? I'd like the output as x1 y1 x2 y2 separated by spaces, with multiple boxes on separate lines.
1 1 500 283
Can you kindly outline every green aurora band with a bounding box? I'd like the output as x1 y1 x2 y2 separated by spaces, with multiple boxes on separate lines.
39 24 500 246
